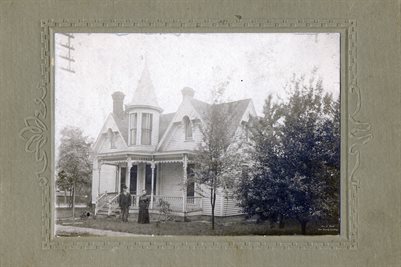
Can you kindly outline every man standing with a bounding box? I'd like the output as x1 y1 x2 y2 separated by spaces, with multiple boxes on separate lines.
118 185 132 222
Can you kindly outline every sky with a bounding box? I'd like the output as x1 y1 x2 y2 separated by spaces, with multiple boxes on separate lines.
55 33 340 149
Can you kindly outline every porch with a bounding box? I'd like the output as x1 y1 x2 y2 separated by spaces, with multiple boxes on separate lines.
94 192 203 217
92 153 201 217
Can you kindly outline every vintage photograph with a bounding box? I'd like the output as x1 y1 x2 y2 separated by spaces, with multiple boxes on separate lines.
54 33 340 236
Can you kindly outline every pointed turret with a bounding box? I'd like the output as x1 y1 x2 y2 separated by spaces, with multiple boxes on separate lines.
126 62 162 112
126 62 162 150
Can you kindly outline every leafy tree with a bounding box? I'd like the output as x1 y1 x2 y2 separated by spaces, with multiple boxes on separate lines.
237 95 287 227
56 170 72 207
57 126 93 219
192 89 246 230
237 74 340 234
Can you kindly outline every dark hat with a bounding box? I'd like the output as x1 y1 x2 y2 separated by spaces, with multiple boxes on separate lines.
121 184 127 189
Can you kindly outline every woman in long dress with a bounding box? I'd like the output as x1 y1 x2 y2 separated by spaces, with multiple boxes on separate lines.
138 189 150 224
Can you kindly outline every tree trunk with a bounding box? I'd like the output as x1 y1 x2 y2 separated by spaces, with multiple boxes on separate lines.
211 204 215 230
300 220 308 235
69 189 73 208
210 188 216 230
72 183 76 222
64 191 67 206
278 214 285 229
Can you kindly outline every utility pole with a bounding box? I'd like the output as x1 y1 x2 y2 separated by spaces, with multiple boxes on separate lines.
59 33 75 73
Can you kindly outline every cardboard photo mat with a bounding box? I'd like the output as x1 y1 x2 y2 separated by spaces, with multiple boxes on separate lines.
1 1 400 266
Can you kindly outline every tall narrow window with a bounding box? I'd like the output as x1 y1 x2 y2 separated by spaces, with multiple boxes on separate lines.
183 116 192 140
130 113 137 145
187 164 195 197
107 128 115 148
141 113 153 145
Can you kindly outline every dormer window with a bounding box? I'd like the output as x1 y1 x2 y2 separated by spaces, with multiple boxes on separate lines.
183 116 192 140
130 113 137 145
141 113 153 145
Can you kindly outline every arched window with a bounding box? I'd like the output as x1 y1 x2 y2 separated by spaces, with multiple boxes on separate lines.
183 116 192 140
107 128 115 148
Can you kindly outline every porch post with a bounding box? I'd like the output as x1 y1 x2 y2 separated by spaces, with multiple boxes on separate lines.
135 164 139 208
117 165 121 193
97 161 102 195
150 161 155 209
182 154 188 213
126 157 131 190
116 165 120 193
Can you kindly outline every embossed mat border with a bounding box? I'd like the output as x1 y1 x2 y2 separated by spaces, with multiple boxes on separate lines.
19 18 372 250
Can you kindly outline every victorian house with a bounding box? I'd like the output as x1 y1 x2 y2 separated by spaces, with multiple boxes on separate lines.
92 65 256 217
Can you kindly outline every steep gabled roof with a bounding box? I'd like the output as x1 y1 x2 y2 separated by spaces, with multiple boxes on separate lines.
190 98 251 131
111 113 129 145
156 97 253 152
92 113 128 153
214 98 252 138
190 98 210 121
159 112 176 141
108 94 253 151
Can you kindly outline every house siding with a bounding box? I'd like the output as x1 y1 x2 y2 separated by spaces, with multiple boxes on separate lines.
221 193 243 216
199 187 243 216
91 160 99 204
198 185 224 216
161 122 201 152
201 194 225 216
98 133 126 154
158 163 183 197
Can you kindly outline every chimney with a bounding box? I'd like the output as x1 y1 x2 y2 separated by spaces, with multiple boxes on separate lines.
112 91 125 119
181 87 195 102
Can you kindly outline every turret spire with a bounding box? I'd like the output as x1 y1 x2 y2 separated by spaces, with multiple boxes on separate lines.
126 60 162 112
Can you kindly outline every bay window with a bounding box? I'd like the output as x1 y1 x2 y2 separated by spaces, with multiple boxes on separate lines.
129 113 137 145
141 113 153 145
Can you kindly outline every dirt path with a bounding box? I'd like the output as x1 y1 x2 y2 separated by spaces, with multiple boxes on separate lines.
56 225 148 237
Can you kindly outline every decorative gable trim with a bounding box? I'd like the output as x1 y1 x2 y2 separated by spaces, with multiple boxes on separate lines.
157 102 205 151
92 113 128 153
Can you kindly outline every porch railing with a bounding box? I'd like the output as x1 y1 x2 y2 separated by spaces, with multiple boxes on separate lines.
107 194 120 216
130 194 138 207
96 193 203 214
94 192 108 215
153 195 202 212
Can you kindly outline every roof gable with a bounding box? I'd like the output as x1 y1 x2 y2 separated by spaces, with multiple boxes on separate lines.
93 113 128 153
112 113 129 145
156 98 207 150
214 99 253 139
159 112 175 141
156 98 254 151
190 99 210 121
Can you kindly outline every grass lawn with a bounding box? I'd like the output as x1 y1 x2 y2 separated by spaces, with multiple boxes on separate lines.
56 213 339 236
